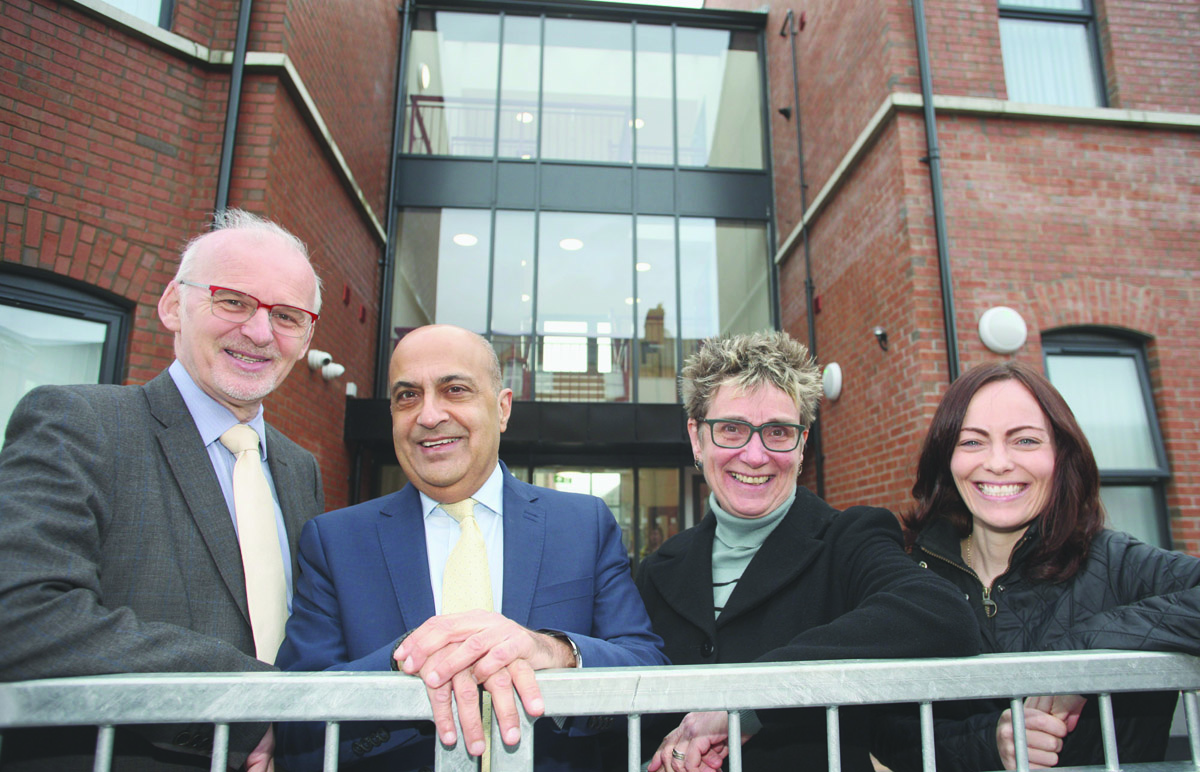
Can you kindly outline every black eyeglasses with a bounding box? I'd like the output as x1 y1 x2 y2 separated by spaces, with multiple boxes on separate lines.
178 280 318 338
700 418 806 452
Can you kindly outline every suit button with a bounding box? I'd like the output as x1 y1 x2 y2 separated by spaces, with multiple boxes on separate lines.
700 641 715 657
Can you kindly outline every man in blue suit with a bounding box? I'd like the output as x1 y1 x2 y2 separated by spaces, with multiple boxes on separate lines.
276 324 667 771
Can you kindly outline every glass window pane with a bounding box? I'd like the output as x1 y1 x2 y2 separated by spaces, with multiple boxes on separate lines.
0 305 106 436
1045 354 1159 470
635 24 675 165
541 19 633 163
999 18 1100 107
636 216 679 403
536 213 633 402
679 218 771 361
1100 486 1164 549
391 208 491 341
491 211 536 400
638 468 680 563
532 467 634 561
999 0 1084 9
404 12 500 157
675 28 763 170
105 0 163 25
498 16 541 160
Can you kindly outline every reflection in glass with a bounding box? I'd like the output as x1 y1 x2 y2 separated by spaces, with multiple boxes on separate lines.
635 24 675 165
1045 354 1158 470
491 211 536 400
999 18 1099 107
638 468 680 564
498 16 541 160
541 19 633 163
391 208 491 343
1100 486 1164 549
636 216 679 403
536 213 633 402
0 305 105 436
404 12 501 156
675 28 763 169
679 218 771 362
532 467 634 558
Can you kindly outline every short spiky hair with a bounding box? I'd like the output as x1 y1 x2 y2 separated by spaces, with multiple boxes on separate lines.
680 330 821 426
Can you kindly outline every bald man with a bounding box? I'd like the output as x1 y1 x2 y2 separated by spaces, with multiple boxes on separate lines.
0 209 325 771
276 325 666 772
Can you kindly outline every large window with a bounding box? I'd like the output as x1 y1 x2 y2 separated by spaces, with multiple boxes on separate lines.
998 0 1105 107
403 10 765 169
1043 332 1170 547
100 0 172 27
389 209 771 403
0 270 131 435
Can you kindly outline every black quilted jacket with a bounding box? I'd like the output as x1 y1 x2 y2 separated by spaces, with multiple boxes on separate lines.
872 519 1200 771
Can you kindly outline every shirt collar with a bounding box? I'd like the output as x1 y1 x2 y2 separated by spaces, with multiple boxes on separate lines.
419 463 505 519
168 360 268 457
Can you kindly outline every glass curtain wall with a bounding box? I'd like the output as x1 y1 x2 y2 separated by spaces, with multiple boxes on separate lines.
403 10 765 169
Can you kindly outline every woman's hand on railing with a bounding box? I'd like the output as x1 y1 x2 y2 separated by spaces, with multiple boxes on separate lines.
648 710 753 772
995 694 1086 769
245 725 274 772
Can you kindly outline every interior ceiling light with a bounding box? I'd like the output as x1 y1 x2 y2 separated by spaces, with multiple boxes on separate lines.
628 118 645 129
419 63 431 91
515 111 534 124
521 294 531 302
635 262 651 272
559 238 583 251
452 233 478 247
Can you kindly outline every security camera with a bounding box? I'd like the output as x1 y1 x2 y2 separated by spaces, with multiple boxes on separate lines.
307 350 333 370
872 327 889 351
321 362 346 381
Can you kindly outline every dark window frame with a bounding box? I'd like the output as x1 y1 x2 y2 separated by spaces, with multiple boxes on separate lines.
1042 329 1171 547
997 0 1108 108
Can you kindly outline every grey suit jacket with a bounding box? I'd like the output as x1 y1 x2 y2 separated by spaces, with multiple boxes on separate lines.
0 371 324 771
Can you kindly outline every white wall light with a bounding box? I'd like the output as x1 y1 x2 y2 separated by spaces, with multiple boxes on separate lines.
978 306 1028 354
822 362 843 401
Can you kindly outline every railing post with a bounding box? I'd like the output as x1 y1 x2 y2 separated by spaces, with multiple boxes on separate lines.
826 705 841 772
323 721 340 772
728 710 743 772
492 695 534 771
1010 698 1029 772
93 725 114 772
209 723 229 772
1098 693 1120 772
919 701 936 772
1184 690 1200 770
627 714 641 772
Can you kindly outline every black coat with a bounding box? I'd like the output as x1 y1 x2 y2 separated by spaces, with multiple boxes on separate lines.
633 488 982 771
872 519 1200 771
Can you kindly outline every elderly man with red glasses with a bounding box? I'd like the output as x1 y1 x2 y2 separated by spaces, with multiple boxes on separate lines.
0 209 325 772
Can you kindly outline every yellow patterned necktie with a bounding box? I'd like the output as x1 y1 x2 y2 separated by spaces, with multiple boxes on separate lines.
440 498 493 770
219 424 287 664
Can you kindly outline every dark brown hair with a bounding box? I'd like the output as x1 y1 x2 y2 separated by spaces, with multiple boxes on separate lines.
905 362 1104 582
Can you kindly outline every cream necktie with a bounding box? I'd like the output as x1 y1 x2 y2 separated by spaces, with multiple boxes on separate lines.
219 424 287 664
439 498 493 770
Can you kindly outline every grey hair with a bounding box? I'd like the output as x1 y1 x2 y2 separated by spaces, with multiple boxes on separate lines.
175 208 323 312
680 330 821 426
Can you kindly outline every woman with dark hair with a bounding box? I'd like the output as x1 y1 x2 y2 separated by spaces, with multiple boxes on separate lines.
873 362 1200 771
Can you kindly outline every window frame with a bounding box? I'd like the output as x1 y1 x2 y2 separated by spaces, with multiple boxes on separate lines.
997 0 1108 108
0 267 133 388
1042 330 1171 547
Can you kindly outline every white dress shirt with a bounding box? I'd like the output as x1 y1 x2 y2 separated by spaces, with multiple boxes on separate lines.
419 463 506 615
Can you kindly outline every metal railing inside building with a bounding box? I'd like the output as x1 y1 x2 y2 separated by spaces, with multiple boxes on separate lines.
2 651 1199 772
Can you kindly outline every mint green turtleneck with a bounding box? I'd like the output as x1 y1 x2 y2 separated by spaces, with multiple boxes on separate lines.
710 489 795 619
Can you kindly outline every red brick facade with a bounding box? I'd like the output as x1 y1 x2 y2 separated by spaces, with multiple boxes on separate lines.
1 0 398 508
717 0 1200 551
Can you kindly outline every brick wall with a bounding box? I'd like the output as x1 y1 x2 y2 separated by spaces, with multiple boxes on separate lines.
1 0 397 510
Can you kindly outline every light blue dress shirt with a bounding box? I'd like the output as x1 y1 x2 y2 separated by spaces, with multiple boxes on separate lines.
168 360 294 609
419 463 505 615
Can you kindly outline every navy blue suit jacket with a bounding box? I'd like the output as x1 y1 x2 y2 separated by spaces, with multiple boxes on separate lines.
275 467 666 771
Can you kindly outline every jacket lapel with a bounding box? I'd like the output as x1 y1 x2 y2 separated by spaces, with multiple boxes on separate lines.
500 473 545 626
645 515 719 636
378 487 437 630
145 372 251 625
717 492 826 628
265 425 305 579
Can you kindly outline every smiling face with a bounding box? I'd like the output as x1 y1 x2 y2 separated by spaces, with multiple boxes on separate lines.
688 382 806 519
158 228 317 422
950 380 1056 539
389 325 513 503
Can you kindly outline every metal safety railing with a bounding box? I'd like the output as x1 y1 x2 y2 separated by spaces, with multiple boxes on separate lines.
2 650 1200 772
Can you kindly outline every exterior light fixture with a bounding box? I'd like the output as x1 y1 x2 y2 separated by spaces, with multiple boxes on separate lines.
822 363 843 401
978 306 1028 354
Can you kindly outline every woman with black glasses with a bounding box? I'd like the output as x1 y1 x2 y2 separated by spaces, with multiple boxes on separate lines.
633 330 980 772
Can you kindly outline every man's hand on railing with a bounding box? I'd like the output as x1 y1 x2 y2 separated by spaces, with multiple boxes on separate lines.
244 725 274 772
393 610 578 756
996 694 1086 770
647 710 753 772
